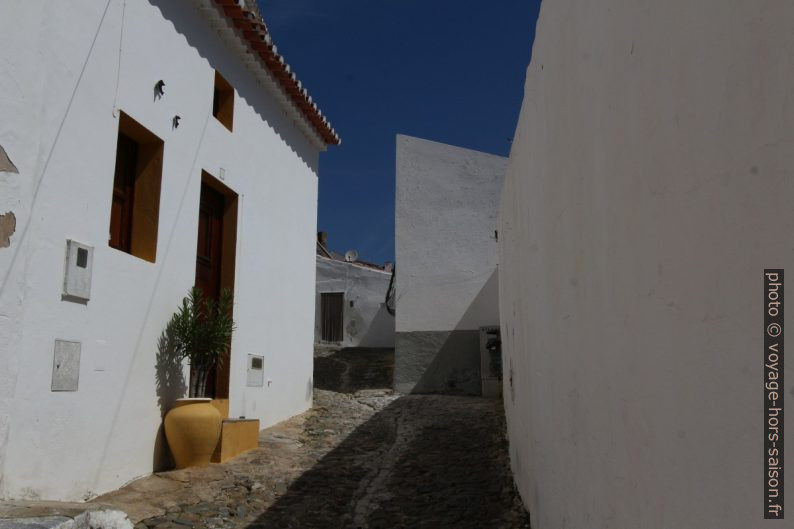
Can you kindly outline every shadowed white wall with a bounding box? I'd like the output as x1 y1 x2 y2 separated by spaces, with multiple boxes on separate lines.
0 0 320 501
315 257 394 348
395 135 506 394
499 1 794 527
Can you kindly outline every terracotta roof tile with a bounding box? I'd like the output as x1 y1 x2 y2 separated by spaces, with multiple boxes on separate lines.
213 0 340 146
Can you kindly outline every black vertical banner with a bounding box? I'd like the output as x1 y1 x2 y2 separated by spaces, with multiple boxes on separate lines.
765 269 784 519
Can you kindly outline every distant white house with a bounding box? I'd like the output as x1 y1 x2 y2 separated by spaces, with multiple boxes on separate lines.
0 0 338 501
315 233 395 348
394 135 506 394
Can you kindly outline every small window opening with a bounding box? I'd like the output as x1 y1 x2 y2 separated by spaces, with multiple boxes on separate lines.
108 112 164 263
212 71 234 131
76 248 88 268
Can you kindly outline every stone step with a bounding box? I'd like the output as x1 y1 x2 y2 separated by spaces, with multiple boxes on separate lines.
211 418 260 463
0 510 132 529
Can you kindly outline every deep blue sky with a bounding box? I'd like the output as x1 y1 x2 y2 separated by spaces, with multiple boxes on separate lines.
257 0 542 264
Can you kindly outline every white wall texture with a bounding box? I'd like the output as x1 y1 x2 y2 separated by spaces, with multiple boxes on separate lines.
499 1 794 528
395 135 505 333
0 0 321 501
315 257 394 348
395 135 506 393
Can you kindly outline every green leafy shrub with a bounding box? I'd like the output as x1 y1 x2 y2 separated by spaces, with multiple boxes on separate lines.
165 286 235 398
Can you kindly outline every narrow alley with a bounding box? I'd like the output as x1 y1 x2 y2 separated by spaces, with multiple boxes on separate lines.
0 348 529 529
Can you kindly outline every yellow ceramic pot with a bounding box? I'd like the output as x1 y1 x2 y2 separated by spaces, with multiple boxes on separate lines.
164 398 222 469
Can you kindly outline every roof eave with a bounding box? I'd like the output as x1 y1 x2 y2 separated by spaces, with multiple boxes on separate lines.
192 0 340 150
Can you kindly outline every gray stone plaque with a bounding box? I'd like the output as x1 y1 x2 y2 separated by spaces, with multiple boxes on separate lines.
51 340 81 391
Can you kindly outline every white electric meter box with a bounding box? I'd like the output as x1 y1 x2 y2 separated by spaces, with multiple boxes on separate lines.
63 240 94 302
246 354 264 387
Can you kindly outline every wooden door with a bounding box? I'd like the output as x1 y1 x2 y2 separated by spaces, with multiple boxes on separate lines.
321 292 344 342
195 184 224 301
109 133 138 252
194 183 226 397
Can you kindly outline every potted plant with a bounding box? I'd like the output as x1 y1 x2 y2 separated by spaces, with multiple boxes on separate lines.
162 286 235 468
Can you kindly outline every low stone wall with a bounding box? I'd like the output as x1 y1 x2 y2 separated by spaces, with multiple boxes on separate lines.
394 331 481 395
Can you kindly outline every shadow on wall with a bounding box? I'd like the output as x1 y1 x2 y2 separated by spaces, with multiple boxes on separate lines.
245 395 527 528
153 323 187 471
148 1 319 169
396 269 499 396
357 303 395 348
402 330 481 395
453 269 500 333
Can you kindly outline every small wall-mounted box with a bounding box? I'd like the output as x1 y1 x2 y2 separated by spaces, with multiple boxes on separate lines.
63 240 93 302
246 354 264 387
52 340 81 391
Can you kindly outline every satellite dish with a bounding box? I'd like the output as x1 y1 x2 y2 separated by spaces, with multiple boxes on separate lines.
344 249 358 262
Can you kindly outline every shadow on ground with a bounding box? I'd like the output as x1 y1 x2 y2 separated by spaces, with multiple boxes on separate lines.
314 348 394 393
245 394 530 529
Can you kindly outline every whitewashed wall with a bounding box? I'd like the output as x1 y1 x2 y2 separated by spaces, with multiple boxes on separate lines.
395 135 506 394
315 257 394 348
500 1 794 527
0 0 320 501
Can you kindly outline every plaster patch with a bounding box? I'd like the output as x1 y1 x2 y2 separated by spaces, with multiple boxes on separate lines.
0 145 18 174
0 212 16 248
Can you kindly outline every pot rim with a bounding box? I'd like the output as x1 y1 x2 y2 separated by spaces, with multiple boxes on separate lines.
175 397 213 402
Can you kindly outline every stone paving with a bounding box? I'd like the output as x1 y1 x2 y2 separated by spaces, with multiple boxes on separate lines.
3 348 530 528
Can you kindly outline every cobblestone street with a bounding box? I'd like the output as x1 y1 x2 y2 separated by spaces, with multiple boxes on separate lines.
3 349 529 529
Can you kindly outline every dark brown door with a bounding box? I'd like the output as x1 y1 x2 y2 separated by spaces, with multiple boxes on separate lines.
194 183 225 397
321 292 344 342
195 184 224 301
109 132 138 252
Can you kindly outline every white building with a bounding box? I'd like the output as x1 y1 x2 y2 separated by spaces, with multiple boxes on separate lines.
499 1 794 528
0 0 338 501
314 234 394 348
394 135 506 394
